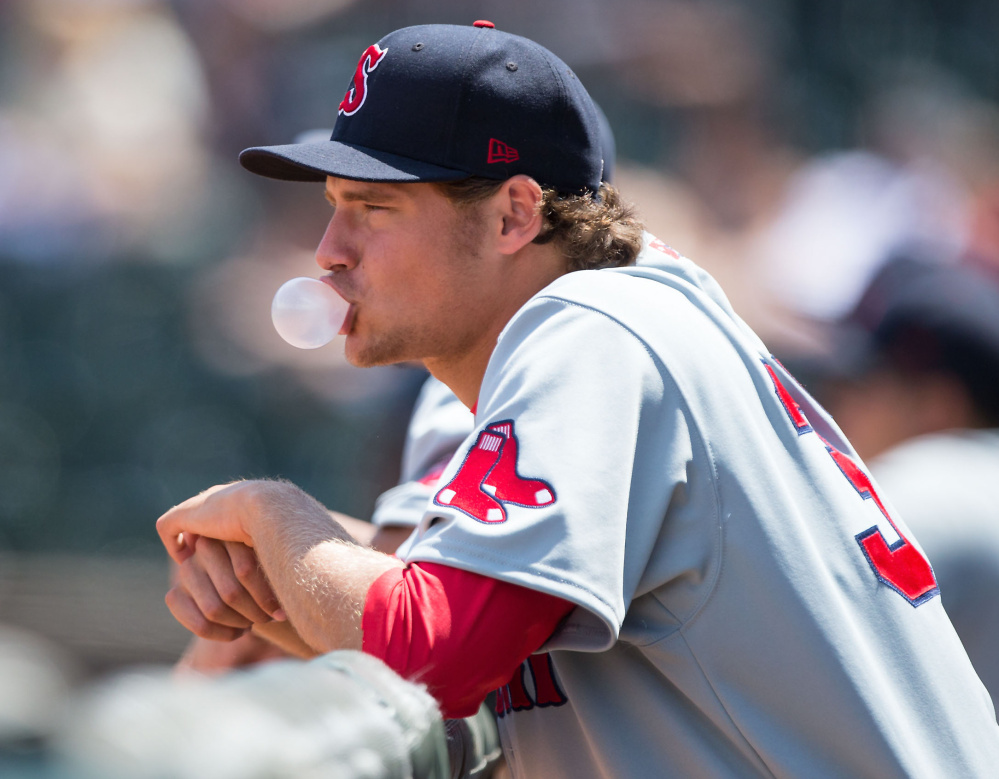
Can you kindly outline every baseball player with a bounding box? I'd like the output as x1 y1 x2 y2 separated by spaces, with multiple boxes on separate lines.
157 22 999 777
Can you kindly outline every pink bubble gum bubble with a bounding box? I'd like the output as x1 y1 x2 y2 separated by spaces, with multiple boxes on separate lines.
271 277 349 349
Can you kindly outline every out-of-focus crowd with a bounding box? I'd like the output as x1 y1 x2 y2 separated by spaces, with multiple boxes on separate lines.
2 0 999 774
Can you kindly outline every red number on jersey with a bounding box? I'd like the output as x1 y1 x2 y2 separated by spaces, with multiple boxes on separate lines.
765 364 939 606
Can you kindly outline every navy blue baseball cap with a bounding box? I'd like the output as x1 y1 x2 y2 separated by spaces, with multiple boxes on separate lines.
239 21 605 194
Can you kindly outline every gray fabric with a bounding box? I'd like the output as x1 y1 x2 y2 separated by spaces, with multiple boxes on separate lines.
872 429 999 719
53 650 449 779
401 235 999 777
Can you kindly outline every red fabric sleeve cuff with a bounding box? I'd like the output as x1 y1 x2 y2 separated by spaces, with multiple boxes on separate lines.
362 561 574 718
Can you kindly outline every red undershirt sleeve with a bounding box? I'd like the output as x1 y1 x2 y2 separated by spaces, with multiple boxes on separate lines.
361 561 575 719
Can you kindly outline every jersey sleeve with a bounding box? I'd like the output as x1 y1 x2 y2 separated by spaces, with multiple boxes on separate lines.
361 561 574 719
371 376 475 529
400 285 696 652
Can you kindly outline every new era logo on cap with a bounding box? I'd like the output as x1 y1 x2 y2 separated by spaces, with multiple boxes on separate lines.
487 138 519 164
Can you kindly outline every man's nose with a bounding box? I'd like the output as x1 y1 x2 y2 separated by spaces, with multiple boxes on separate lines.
315 213 358 271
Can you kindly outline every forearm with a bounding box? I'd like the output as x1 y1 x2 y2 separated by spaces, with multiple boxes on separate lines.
245 481 405 652
329 510 378 547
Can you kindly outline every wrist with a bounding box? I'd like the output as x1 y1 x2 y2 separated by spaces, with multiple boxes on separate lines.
242 479 356 564
238 479 317 542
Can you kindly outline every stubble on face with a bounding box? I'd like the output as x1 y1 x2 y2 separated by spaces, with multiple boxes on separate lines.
344 196 489 370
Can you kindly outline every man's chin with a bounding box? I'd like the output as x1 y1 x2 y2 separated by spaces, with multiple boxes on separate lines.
343 337 409 369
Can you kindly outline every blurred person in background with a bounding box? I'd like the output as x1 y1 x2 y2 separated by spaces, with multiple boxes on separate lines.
754 63 999 363
818 257 999 716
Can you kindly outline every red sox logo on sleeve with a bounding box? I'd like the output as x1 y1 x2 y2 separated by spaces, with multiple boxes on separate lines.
434 420 556 523
339 44 388 116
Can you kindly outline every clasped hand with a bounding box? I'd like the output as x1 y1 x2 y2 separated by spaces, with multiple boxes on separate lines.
158 481 285 642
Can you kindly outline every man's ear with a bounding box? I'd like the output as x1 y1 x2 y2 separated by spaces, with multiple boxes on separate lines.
495 175 544 254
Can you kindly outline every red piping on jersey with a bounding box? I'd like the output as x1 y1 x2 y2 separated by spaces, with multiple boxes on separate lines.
362 561 573 718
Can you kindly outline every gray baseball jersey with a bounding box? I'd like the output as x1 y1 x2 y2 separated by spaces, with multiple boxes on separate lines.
398 234 999 777
871 429 999 723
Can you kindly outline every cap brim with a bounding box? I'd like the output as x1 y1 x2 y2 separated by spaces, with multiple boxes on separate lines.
239 140 471 183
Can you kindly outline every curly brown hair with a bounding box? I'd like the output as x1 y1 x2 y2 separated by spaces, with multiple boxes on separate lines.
434 178 645 272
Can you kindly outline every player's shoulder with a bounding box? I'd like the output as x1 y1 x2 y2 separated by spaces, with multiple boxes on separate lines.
535 238 689 309
525 240 735 347
493 231 765 382
537 232 732 313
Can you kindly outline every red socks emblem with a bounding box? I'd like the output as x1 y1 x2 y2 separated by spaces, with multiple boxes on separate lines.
434 420 555 523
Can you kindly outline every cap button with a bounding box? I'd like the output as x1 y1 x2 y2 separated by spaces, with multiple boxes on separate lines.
473 20 495 28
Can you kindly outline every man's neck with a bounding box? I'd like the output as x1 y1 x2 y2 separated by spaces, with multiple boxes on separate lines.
424 341 495 411
426 243 568 411
424 289 531 409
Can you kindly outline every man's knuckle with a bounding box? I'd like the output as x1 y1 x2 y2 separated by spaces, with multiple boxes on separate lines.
218 582 245 606
232 555 258 580
203 599 230 621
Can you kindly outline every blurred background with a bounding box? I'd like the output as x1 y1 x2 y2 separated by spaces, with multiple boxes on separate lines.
2 0 999 740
